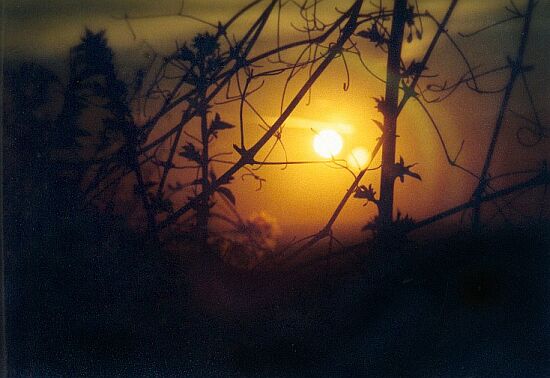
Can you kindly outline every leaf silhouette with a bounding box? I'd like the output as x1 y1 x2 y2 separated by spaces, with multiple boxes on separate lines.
178 44 195 61
179 143 201 163
394 156 422 183
373 96 388 115
210 113 235 134
402 60 427 78
354 184 377 202
217 186 236 205
356 24 386 47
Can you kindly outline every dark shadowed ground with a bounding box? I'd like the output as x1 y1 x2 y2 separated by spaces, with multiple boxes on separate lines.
5 189 549 377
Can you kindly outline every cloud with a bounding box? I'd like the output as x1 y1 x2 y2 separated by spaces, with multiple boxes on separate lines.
4 0 253 60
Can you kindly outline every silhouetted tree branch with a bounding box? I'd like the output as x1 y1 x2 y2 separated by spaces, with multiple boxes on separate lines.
472 0 536 229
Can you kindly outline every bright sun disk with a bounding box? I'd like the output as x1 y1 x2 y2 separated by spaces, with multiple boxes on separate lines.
313 129 343 158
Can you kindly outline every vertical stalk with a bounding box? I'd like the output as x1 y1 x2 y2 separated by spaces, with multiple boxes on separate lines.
289 0 459 255
197 69 210 249
155 109 191 201
159 0 363 230
378 0 408 227
472 0 535 229
132 150 156 237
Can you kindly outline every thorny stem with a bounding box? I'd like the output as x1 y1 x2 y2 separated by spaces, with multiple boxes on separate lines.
155 108 192 200
292 169 549 271
136 1 269 134
291 0 459 256
397 0 459 114
472 0 535 229
158 0 363 230
415 169 548 231
139 1 382 156
140 1 278 153
131 150 157 237
291 137 384 256
378 0 408 227
197 94 210 248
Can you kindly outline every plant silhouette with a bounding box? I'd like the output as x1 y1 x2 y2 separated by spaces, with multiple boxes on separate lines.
3 1 550 376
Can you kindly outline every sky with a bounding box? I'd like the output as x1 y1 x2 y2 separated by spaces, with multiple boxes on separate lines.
4 0 550 243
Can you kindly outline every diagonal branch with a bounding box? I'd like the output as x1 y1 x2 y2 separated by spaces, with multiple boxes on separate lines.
158 0 364 230
472 0 536 228
288 0 460 255
412 168 549 231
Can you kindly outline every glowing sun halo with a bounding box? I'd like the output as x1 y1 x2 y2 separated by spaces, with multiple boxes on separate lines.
313 130 343 158
348 147 370 170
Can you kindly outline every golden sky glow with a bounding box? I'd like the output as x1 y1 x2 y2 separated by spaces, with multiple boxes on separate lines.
348 147 370 170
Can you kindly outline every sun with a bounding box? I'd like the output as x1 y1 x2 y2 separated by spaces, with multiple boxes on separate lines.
313 129 343 158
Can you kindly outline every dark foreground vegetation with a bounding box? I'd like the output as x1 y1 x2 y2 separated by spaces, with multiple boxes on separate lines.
4 0 550 376
5 180 549 376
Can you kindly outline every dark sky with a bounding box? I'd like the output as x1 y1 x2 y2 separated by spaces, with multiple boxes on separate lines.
6 0 549 62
